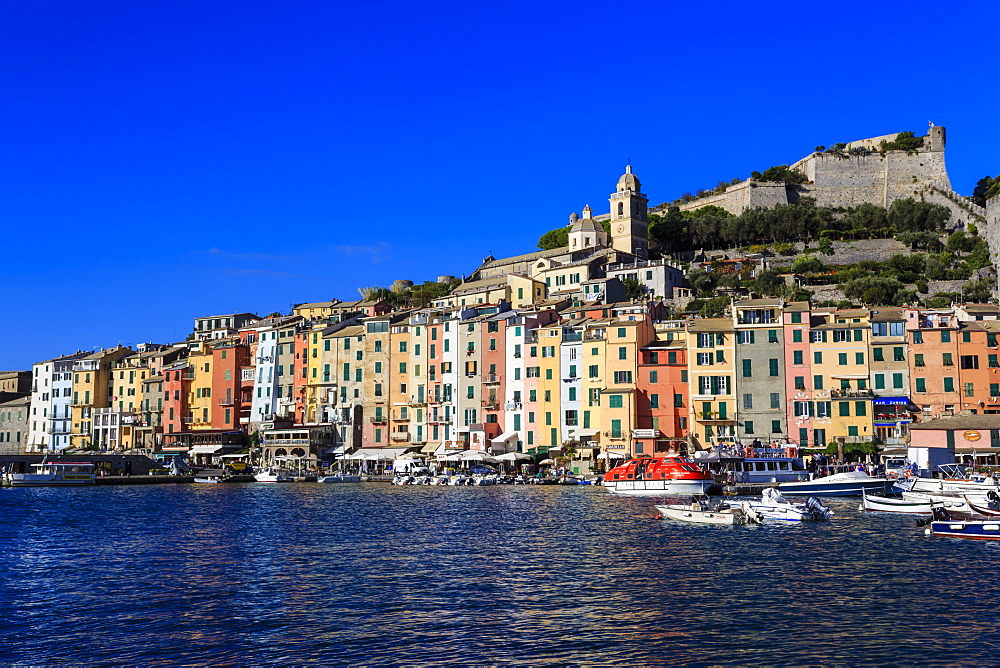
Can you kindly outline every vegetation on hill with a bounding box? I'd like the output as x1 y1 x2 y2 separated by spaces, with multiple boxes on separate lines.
353 279 461 309
878 131 924 152
973 175 1000 207
536 220 611 250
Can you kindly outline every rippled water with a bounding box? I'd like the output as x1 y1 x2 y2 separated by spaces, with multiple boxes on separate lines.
2 483 1000 665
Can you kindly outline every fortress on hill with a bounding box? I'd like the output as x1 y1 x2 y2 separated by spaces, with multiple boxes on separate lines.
679 126 985 228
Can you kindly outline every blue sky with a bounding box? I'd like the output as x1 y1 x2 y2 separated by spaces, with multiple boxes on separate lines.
4 0 999 369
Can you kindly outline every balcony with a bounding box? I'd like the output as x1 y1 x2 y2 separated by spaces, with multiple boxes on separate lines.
483 374 500 384
830 389 875 399
481 401 499 410
369 416 387 425
584 332 605 342
390 432 411 442
181 372 195 380
695 411 736 423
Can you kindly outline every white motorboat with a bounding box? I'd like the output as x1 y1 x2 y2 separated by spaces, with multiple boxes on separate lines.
318 474 362 483
656 495 762 525
894 464 999 495
193 476 221 484
778 470 894 496
4 461 96 487
747 488 833 521
861 491 969 514
254 467 292 483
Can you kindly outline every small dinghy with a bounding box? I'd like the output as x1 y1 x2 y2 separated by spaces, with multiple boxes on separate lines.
656 494 762 525
749 488 833 521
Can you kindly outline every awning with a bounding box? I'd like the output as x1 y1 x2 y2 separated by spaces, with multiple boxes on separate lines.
490 432 518 444
873 397 913 405
597 451 629 459
420 443 439 453
330 444 350 454
576 429 599 437
188 445 222 455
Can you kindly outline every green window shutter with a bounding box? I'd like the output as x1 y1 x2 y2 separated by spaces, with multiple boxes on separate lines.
873 348 884 361
944 377 955 392
769 359 779 376
814 351 822 364
892 373 903 389
915 378 926 392
742 359 752 378
744 421 754 434
839 401 850 417
793 330 802 343
813 375 823 390
855 401 866 416
875 374 885 390
855 353 864 365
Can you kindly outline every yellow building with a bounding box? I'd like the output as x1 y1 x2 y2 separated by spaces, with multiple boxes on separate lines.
599 319 655 456
70 346 132 449
186 342 214 430
809 308 874 444
687 318 737 450
535 322 563 450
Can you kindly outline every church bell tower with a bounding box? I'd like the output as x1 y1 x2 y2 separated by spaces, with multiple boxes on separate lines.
609 165 648 259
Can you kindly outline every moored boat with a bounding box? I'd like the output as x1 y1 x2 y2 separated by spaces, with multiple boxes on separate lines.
778 470 894 497
894 464 999 495
319 473 362 483
861 491 968 514
254 467 293 483
748 488 833 521
926 519 1000 540
4 461 96 487
656 494 761 525
963 493 1000 517
604 455 714 496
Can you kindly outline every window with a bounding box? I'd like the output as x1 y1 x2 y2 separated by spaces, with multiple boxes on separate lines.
697 333 714 349
943 353 953 366
961 356 980 370
991 384 1000 397
743 393 753 410
769 359 779 376
913 353 925 367
770 393 780 409
738 331 755 344
838 353 847 366
964 382 975 398
794 376 805 389
771 420 781 433
698 353 714 366
674 393 684 408
618 347 627 360
873 347 884 362
813 375 823 390
848 426 859 437
608 395 623 408
793 350 803 365
744 421 754 434
588 365 599 378
793 330 803 343
855 401 866 416
913 331 923 344
941 331 951 343
915 378 926 393
943 377 955 393
791 312 802 324
875 374 885 390
649 370 658 383
813 351 823 364
794 401 812 417
768 330 778 344
833 329 849 343
650 394 659 409
893 347 905 362
839 402 850 417
613 371 633 384
816 401 831 418
892 373 903 389
742 359 752 377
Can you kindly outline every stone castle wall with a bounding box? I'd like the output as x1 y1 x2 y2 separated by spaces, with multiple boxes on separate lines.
986 197 1000 291
679 127 985 228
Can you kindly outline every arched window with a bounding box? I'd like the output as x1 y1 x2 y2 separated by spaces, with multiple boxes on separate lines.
618 202 624 216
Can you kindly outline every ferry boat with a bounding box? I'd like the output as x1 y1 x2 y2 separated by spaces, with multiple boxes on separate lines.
4 461 96 487
603 455 714 496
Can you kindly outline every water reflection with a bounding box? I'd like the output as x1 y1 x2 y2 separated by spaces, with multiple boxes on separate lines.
3 485 1000 664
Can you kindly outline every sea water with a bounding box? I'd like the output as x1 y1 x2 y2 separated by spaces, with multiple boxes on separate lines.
2 483 999 665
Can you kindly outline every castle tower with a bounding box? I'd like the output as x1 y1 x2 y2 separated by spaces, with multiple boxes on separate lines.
609 165 648 259
567 205 607 252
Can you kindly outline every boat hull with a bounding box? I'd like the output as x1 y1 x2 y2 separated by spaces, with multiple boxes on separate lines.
605 479 713 496
779 472 893 497
929 520 1000 540
656 505 742 525
6 475 95 487
318 474 362 483
862 493 968 514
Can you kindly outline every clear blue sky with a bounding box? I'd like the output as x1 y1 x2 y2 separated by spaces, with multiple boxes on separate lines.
4 0 999 369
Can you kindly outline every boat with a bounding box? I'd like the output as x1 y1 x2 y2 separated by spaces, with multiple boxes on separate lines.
748 488 833 521
319 473 362 483
3 461 96 487
861 491 969 514
894 464 1000 494
778 470 894 497
193 476 221 484
963 492 1000 517
604 455 715 496
254 467 293 483
925 519 1000 540
656 494 762 525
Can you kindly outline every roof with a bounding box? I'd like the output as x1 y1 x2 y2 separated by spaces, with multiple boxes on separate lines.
478 247 568 270
909 415 1000 431
451 275 509 295
734 298 782 308
869 308 905 322
783 301 811 312
687 318 732 332
327 325 364 338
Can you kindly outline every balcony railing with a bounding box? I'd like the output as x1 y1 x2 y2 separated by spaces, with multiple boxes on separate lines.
830 389 875 399
483 374 500 384
369 417 387 424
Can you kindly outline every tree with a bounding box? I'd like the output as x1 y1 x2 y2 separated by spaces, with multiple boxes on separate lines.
841 202 888 230
647 206 688 252
973 176 999 207
699 296 730 317
887 198 949 232
791 255 825 274
962 279 994 303
621 277 647 301
879 131 924 152
687 268 716 296
841 276 907 306
537 226 569 250
750 165 808 184
747 269 785 297
896 231 943 251
817 236 834 256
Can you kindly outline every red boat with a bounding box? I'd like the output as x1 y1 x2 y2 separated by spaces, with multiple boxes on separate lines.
603 455 715 496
